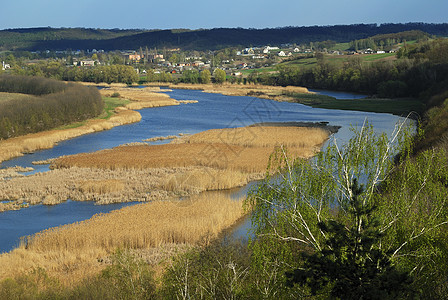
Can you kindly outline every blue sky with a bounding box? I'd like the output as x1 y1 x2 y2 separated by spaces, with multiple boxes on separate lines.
1 0 447 30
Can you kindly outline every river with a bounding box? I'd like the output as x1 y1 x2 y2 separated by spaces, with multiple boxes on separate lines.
0 88 403 253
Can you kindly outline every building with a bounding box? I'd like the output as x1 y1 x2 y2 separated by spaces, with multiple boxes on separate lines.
128 54 143 61
2 61 11 70
80 60 95 67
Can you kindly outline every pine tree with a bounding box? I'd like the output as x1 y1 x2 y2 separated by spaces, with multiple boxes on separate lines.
286 179 415 299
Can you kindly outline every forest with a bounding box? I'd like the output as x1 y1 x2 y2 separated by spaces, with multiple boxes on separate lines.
1 23 447 51
0 75 103 139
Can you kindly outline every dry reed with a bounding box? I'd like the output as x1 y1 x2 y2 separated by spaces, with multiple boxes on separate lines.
166 83 312 100
0 166 256 208
53 126 328 173
0 126 328 211
0 193 245 285
100 87 181 110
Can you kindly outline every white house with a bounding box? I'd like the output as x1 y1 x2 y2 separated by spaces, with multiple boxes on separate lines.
2 61 11 70
80 60 95 67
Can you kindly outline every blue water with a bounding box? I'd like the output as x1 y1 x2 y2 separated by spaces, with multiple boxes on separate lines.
0 88 403 253
0 200 137 253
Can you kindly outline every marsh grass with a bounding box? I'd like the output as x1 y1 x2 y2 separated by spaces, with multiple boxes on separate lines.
0 193 246 285
99 87 180 110
53 126 328 173
0 126 328 211
167 83 311 100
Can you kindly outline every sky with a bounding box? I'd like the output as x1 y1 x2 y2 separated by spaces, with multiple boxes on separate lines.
1 0 447 30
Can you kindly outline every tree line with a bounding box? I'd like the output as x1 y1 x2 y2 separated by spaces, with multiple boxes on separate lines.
0 75 103 140
349 30 430 51
249 39 448 103
15 63 139 85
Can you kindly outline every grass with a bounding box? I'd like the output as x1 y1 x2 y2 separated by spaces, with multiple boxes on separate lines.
289 93 425 116
100 97 130 120
360 52 396 62
99 87 180 110
0 193 246 285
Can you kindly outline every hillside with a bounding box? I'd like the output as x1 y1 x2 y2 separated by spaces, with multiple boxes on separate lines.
1 23 448 51
0 27 148 51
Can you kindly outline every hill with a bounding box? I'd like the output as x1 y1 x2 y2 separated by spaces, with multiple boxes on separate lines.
1 23 447 51
0 27 148 51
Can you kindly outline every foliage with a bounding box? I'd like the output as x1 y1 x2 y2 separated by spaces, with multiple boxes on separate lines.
180 69 200 84
286 179 414 299
246 120 448 298
1 23 448 51
200 69 211 84
213 69 226 84
0 75 103 140
263 38 448 104
349 30 429 51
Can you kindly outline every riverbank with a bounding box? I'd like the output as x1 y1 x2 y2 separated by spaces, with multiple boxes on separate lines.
0 87 191 165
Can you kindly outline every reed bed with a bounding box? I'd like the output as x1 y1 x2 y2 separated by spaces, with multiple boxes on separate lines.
0 165 256 209
0 126 328 211
0 166 34 180
182 126 329 149
166 83 311 100
0 193 245 285
53 126 328 173
99 87 181 110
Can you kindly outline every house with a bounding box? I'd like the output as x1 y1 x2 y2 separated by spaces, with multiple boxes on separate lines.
128 54 143 61
192 61 205 67
80 60 95 67
278 51 292 57
2 61 11 70
376 50 386 54
293 47 301 52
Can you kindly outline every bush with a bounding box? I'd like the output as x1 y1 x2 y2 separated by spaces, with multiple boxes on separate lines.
0 75 103 140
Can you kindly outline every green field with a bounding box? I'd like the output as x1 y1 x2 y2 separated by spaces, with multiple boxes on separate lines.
99 97 131 119
289 93 425 117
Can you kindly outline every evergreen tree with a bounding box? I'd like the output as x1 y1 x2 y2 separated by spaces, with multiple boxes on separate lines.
286 179 414 299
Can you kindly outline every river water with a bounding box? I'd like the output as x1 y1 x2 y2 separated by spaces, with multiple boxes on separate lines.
0 88 403 253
